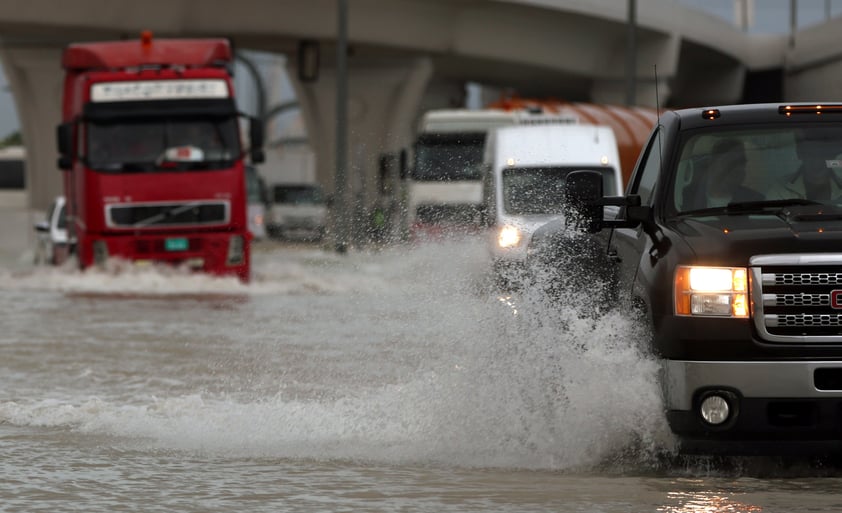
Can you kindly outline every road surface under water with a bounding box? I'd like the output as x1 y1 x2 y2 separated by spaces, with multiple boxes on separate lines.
2 237 842 512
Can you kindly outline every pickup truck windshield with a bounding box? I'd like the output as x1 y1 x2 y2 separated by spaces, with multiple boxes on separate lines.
86 118 241 172
673 124 842 214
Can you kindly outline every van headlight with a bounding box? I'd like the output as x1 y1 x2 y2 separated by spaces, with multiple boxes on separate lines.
497 225 522 248
674 266 748 317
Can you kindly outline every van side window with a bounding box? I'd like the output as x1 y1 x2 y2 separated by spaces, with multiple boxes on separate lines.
630 128 661 205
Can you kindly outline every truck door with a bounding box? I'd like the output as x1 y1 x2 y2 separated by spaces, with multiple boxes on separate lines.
609 128 662 308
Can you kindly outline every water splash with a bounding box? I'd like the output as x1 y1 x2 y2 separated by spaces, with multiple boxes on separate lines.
1 237 673 471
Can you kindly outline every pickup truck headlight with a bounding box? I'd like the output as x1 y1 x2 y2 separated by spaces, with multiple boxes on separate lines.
674 266 748 318
497 225 522 248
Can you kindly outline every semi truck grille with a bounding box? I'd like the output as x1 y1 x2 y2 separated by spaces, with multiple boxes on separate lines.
751 255 842 342
106 201 229 228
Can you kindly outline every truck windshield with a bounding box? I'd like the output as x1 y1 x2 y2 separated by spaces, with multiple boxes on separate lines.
86 118 240 172
503 166 617 215
673 124 842 214
413 133 485 181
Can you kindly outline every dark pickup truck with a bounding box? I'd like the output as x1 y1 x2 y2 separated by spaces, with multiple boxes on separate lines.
528 103 842 455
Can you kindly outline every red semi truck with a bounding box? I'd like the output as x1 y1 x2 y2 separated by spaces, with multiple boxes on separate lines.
55 32 263 281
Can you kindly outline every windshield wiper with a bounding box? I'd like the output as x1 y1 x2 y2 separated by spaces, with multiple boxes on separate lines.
679 198 824 217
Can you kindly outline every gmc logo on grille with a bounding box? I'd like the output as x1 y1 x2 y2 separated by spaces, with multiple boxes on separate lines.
832 290 842 309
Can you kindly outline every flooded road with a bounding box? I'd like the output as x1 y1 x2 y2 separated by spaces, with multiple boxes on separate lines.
3 237 842 512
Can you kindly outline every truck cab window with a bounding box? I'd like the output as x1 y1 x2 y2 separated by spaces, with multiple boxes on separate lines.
413 133 485 181
631 129 661 205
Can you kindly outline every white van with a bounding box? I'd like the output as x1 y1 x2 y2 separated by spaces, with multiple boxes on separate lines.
482 124 623 281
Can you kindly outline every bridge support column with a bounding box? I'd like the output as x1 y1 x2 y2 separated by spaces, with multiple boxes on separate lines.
0 46 65 210
288 56 433 246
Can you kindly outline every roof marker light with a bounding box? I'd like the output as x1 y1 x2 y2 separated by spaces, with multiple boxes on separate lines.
702 109 720 120
779 104 842 115
140 30 153 51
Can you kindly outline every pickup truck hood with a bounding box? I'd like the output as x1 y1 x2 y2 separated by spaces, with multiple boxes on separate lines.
668 207 842 263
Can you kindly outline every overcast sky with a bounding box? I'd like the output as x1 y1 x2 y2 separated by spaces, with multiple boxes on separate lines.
0 0 839 141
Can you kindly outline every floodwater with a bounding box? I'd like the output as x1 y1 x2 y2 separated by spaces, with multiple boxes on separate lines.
3 237 842 512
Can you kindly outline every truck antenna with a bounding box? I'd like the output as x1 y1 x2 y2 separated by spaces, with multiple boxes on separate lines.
654 65 664 168
654 65 660 114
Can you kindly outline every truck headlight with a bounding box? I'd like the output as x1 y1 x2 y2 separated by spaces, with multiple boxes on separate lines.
497 225 522 248
674 266 748 317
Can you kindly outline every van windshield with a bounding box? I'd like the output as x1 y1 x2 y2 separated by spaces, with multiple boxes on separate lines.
502 166 617 215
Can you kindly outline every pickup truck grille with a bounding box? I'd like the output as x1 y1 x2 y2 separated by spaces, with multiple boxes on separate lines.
106 201 229 228
772 272 842 286
752 255 842 342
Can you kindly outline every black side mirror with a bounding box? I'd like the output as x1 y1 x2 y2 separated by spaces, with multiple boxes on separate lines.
564 170 604 233
56 123 74 170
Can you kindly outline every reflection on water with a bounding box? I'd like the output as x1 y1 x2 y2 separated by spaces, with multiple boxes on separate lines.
661 490 763 513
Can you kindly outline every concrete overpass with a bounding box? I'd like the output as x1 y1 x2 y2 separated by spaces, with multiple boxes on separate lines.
0 0 835 228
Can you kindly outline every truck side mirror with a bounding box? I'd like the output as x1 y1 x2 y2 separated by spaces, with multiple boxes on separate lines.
564 170 604 233
249 117 265 164
56 122 73 170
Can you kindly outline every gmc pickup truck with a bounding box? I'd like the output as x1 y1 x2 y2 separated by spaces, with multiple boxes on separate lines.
528 103 842 455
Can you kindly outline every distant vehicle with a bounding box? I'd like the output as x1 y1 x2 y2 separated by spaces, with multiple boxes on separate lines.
406 109 519 240
55 32 264 282
483 124 623 285
405 103 656 242
268 184 327 241
245 165 268 240
33 196 73 265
